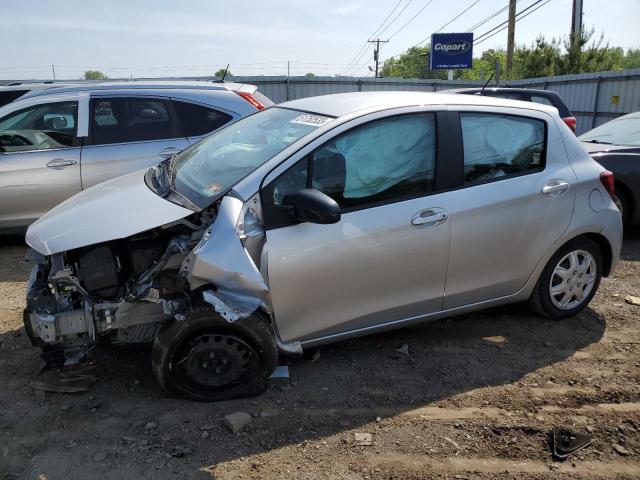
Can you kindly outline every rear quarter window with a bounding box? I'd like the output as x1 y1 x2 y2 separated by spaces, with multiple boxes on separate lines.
460 112 546 185
172 100 233 137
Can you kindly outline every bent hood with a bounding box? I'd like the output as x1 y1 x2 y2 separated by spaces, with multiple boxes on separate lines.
26 168 193 255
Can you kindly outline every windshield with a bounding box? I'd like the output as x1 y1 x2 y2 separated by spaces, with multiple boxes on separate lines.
579 113 640 146
171 107 332 208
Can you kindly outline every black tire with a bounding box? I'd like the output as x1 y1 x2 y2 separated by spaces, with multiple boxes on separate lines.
613 189 631 226
529 237 603 319
152 306 277 402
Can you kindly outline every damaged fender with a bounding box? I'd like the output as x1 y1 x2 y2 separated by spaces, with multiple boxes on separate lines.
183 196 269 321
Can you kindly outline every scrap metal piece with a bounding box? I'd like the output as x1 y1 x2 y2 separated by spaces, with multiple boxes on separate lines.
268 365 289 379
202 290 262 322
30 380 91 394
552 427 592 459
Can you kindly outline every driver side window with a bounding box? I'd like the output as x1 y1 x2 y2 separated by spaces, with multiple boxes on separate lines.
262 113 437 229
0 101 78 153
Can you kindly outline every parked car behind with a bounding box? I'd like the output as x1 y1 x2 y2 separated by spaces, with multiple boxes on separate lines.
580 111 640 226
0 81 273 231
25 92 621 401
0 81 88 108
451 87 578 133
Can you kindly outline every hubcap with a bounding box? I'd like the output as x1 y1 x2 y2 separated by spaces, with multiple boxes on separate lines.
172 333 257 391
549 249 597 310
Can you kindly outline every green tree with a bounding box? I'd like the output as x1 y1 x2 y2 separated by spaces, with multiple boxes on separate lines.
624 48 640 69
512 36 562 79
380 46 447 79
305 72 316 77
384 29 638 81
214 68 232 77
83 70 108 80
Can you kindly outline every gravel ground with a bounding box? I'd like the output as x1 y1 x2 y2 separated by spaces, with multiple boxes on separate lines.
0 232 638 480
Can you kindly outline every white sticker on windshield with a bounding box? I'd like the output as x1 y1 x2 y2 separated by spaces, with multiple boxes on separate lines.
290 114 332 127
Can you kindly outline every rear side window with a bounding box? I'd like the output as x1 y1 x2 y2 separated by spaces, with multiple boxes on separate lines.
172 100 232 137
530 94 554 107
91 98 175 145
460 113 546 185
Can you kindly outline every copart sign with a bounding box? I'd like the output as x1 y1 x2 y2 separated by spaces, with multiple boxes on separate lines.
430 32 474 70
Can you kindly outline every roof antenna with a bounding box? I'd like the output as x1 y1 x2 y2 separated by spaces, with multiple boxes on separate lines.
480 70 495 94
220 64 230 82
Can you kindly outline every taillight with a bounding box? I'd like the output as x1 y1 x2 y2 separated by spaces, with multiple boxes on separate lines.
600 170 615 198
235 91 265 110
562 116 577 133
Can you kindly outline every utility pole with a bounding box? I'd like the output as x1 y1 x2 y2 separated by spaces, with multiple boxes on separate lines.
506 0 516 77
51 64 56 80
570 0 583 50
368 39 388 78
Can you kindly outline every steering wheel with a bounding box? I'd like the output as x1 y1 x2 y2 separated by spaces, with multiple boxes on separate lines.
0 133 33 147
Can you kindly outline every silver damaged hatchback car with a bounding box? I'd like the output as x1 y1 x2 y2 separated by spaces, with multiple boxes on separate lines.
24 92 622 401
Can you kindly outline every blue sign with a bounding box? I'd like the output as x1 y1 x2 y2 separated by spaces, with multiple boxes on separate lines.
430 32 474 70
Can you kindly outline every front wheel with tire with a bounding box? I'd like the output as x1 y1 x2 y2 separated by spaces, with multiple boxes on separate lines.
151 306 278 402
529 237 603 319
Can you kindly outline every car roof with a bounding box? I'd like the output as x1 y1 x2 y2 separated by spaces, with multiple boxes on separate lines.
20 80 256 100
279 91 558 118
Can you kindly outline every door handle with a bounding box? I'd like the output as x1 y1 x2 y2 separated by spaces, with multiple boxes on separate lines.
46 158 77 169
158 147 182 158
541 180 570 196
411 209 448 227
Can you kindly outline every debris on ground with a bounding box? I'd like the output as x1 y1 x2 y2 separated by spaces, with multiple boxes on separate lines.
269 365 289 378
310 350 321 362
612 444 631 456
92 452 107 462
223 412 252 433
145 421 158 431
481 335 507 346
29 380 90 394
171 445 192 458
395 344 410 356
444 436 461 452
353 432 372 446
552 427 592 459
624 294 640 306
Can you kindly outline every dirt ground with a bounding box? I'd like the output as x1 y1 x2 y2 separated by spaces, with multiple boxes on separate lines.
0 233 638 480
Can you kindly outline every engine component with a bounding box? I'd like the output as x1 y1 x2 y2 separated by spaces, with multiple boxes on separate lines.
76 245 121 298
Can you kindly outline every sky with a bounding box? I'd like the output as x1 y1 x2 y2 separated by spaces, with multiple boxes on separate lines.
1 0 639 80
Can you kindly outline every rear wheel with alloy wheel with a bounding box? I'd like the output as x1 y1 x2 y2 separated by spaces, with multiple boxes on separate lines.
152 306 277 402
530 237 603 319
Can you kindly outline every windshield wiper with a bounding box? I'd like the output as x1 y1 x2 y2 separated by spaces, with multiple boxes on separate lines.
583 139 615 145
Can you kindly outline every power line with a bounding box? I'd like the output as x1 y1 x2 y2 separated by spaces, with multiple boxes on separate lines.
368 0 404 41
474 0 553 46
377 0 417 37
340 0 403 75
387 0 435 40
465 3 511 32
473 0 545 44
385 0 480 59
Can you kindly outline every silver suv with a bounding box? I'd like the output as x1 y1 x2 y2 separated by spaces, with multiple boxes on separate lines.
24 92 622 401
0 81 272 231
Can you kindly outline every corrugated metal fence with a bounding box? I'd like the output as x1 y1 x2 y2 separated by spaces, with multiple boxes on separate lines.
232 68 640 135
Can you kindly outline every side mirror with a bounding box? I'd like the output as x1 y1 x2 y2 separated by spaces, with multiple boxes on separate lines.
283 189 341 224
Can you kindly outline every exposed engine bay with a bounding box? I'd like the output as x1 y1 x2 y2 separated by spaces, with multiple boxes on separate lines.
24 195 287 367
